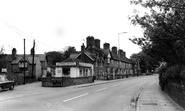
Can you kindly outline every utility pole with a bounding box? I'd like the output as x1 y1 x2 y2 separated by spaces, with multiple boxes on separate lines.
23 39 26 84
31 40 35 78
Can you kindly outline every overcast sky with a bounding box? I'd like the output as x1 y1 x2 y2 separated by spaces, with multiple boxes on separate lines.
0 0 143 58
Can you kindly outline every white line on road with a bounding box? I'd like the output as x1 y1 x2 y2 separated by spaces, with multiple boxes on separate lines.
112 84 120 87
95 87 107 92
63 93 88 102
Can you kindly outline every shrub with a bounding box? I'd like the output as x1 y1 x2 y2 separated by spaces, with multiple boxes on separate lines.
5 72 24 85
166 65 182 78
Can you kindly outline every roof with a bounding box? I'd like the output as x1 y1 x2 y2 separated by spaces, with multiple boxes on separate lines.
11 54 45 64
70 53 80 58
102 49 109 56
84 51 96 61
36 54 46 61
102 49 133 63
62 58 84 63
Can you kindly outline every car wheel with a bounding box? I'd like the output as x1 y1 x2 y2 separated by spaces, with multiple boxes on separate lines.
0 87 2 91
9 84 14 90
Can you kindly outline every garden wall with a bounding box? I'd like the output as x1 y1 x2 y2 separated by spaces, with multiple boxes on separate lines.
165 78 185 109
42 76 94 87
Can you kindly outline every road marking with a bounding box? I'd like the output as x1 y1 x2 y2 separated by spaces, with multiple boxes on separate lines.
112 84 120 87
63 93 88 102
96 87 107 92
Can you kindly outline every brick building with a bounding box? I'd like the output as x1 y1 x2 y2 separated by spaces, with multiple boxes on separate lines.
70 36 135 80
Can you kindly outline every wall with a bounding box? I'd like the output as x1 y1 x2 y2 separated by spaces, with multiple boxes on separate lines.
70 67 77 77
42 76 94 87
165 78 185 109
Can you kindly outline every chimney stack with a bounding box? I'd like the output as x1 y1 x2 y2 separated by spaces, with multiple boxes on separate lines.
112 46 117 54
89 36 95 46
30 48 35 55
12 48 17 60
81 43 85 52
118 49 126 57
95 39 100 48
103 43 110 49
86 36 91 47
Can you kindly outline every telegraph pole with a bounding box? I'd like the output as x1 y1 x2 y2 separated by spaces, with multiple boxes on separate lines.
31 40 35 78
23 39 26 84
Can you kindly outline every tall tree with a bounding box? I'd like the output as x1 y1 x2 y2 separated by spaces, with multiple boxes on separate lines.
63 46 78 60
129 0 185 66
130 51 160 73
45 51 64 67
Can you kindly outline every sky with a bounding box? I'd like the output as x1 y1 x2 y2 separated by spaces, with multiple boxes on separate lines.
0 0 143 58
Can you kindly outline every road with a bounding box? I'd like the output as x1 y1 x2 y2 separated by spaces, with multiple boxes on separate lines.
0 75 158 111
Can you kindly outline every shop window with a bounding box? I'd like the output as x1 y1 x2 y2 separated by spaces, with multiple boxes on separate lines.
63 68 70 76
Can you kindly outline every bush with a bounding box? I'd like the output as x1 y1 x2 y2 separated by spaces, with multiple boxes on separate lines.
166 65 182 78
158 65 185 91
5 72 24 85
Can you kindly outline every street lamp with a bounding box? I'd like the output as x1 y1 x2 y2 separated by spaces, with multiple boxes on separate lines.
118 32 127 77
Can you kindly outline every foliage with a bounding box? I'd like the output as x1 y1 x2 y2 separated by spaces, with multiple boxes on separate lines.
63 46 78 60
130 51 160 73
46 46 77 67
5 73 24 85
46 51 64 67
129 0 185 66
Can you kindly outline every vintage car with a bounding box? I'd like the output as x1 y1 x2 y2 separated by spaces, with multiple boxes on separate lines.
0 75 14 91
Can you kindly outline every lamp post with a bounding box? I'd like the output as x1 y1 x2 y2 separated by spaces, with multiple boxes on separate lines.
118 32 127 78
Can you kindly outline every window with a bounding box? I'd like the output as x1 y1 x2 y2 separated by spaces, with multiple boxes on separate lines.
80 68 83 77
62 68 70 76
19 62 28 68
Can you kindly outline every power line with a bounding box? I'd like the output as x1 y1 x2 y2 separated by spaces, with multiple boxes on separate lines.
2 20 61 51
2 20 32 43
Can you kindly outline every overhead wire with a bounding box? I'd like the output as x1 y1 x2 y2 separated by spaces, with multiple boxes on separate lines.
2 20 61 51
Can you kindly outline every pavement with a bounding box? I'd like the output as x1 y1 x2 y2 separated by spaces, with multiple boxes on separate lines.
137 79 184 111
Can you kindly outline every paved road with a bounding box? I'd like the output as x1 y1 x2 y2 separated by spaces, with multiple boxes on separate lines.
0 75 158 111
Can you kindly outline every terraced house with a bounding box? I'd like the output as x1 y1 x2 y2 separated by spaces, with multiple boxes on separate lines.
70 36 136 80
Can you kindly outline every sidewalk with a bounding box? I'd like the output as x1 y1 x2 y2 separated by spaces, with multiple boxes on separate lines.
137 80 184 111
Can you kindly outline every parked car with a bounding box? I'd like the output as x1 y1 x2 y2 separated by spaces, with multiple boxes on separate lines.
0 75 14 91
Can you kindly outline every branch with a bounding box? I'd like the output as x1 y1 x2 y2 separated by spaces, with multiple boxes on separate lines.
151 0 185 10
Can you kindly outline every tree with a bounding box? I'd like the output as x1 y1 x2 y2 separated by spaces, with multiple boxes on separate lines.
63 46 78 60
0 46 6 72
45 51 64 67
129 0 185 66
45 46 78 67
130 51 160 73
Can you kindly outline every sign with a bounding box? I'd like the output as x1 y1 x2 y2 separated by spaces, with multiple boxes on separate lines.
79 63 92 67
51 77 62 82
56 62 76 66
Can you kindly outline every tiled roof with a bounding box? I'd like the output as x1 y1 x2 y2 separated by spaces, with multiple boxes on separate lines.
85 51 96 61
62 58 84 63
36 54 46 61
70 53 80 58
11 54 45 64
102 49 109 56
102 49 133 63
